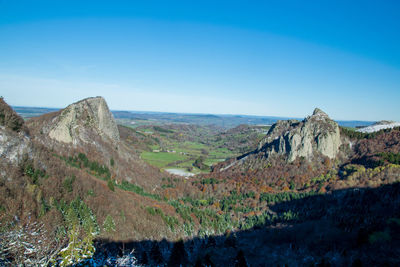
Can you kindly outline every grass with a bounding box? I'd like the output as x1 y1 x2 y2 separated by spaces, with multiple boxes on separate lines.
142 139 236 172
203 158 226 167
208 147 234 158
131 124 242 173
141 151 188 168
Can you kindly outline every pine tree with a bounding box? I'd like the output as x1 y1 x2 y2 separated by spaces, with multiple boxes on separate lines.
58 224 94 266
168 240 187 267
150 242 163 265
103 214 116 233
204 253 215 267
141 251 149 265
206 236 216 248
234 250 248 267
194 257 203 267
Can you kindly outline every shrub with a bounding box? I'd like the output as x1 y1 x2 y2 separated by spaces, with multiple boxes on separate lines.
63 175 76 193
0 97 25 132
146 206 158 216
289 181 296 190
117 181 161 200
145 206 178 232
87 189 95 197
282 210 298 221
369 231 391 244
201 177 219 185
259 191 316 204
24 164 46 184
378 152 400 165
39 198 51 217
107 180 115 191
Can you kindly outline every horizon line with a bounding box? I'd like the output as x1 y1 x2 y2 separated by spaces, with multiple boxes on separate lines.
11 104 377 123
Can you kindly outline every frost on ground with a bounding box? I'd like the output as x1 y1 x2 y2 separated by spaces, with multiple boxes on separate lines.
357 121 400 133
0 219 62 266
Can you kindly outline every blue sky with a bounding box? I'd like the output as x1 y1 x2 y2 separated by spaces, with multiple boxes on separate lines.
0 0 399 121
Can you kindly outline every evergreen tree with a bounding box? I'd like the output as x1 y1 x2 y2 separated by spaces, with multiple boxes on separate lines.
150 242 163 265
58 224 95 266
204 253 215 267
206 236 216 248
107 179 115 191
103 214 116 233
168 240 187 267
194 257 203 267
141 251 149 265
234 250 248 267
224 234 237 248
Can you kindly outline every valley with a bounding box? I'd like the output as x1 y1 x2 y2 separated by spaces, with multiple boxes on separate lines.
3 2 399 265
1 98 399 266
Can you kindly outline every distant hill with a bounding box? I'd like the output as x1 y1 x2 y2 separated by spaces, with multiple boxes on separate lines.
1 99 400 266
14 106 374 128
13 106 60 118
357 120 400 133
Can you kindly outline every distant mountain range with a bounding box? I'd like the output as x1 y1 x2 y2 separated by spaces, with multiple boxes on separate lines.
13 106 375 128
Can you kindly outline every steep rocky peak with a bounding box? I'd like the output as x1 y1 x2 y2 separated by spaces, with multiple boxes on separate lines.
256 108 341 162
48 96 120 144
304 108 331 124
312 108 328 117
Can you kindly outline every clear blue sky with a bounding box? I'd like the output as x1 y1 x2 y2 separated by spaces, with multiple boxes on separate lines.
1 0 399 121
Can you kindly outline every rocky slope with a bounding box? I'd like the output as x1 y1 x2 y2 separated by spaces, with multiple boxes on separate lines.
0 98 32 165
1 98 178 247
26 96 163 191
247 108 341 163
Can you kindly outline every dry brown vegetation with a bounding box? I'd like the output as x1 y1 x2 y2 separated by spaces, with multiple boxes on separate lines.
1 98 400 266
0 97 26 132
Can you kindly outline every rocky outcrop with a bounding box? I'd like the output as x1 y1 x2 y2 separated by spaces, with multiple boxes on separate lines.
0 126 32 165
0 97 25 132
47 96 119 145
0 99 32 165
255 108 341 162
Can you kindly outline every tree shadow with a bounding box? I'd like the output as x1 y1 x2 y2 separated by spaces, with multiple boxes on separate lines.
93 182 400 266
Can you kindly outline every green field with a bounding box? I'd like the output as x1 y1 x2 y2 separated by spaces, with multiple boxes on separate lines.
140 139 236 173
141 151 189 168
126 124 263 174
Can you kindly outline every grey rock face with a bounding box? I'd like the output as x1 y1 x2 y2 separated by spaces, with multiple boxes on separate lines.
48 96 120 144
256 108 341 162
0 126 32 165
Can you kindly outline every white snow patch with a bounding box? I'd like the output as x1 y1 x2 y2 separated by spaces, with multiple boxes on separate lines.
357 122 400 133
165 168 195 177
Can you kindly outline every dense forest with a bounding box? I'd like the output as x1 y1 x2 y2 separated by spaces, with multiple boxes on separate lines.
0 98 399 266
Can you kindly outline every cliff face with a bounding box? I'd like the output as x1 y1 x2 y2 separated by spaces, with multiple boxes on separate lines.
46 96 119 145
0 98 32 165
256 108 341 162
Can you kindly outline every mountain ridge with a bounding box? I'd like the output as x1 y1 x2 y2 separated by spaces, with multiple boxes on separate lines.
1 97 400 266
